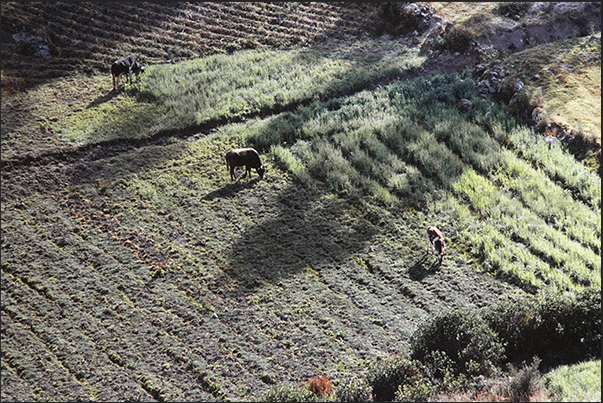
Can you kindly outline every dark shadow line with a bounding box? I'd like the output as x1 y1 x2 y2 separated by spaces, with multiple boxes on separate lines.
407 251 441 281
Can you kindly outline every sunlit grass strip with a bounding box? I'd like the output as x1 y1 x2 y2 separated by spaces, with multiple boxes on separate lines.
62 95 164 144
495 125 601 209
545 359 601 402
271 144 312 184
260 88 434 203
454 168 600 290
491 150 600 253
61 44 424 147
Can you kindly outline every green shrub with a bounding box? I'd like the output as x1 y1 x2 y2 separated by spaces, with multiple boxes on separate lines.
333 378 372 402
395 378 435 402
436 24 474 53
506 357 548 402
536 287 601 365
483 287 601 368
410 309 505 378
495 2 532 18
364 357 426 402
481 292 540 366
372 3 426 36
259 383 318 402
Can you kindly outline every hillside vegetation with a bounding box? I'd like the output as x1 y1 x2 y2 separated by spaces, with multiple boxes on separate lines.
1 2 601 402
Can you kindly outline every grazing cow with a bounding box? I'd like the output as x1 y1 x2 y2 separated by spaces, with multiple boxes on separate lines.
111 55 144 90
426 226 445 266
225 148 265 181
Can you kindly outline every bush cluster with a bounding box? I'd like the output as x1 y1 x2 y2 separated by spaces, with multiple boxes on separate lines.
436 24 474 53
506 357 548 402
260 287 600 401
365 357 425 401
483 286 601 368
371 3 432 36
495 2 532 19
410 309 505 378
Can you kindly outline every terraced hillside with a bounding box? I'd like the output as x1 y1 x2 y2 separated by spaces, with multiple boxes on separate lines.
1 2 601 402
1 2 380 89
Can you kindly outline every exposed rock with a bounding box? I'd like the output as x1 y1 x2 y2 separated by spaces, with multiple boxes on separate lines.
12 28 55 61
457 98 473 112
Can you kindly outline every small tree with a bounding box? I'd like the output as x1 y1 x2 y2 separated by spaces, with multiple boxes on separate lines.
410 308 505 377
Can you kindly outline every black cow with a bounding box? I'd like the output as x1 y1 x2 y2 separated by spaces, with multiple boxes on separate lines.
111 55 144 90
225 148 265 181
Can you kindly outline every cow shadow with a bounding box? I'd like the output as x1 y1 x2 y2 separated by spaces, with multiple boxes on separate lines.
407 251 441 281
86 89 120 109
202 178 261 201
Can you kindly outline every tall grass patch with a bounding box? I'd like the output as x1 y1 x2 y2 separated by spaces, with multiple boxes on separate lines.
57 42 424 147
253 77 475 205
246 72 600 292
545 359 601 402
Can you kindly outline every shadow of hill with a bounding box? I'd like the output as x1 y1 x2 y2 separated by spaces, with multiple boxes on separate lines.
222 181 379 288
